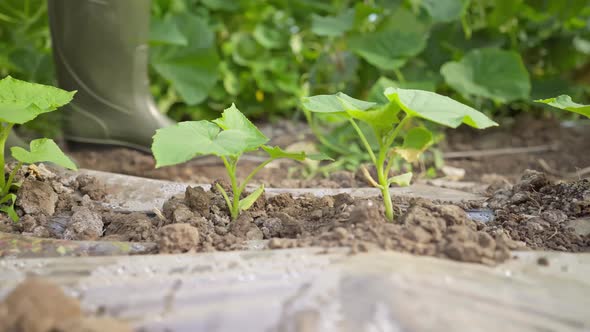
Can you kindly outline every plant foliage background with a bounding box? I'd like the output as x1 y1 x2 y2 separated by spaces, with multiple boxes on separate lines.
1 0 589 123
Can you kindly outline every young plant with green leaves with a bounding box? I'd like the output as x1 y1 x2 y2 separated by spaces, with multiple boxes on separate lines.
302 88 497 221
151 104 327 220
0 76 78 221
535 95 590 119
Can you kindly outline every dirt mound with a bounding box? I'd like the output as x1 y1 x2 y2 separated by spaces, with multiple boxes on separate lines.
483 170 590 251
0 277 131 332
160 185 513 265
1 164 160 245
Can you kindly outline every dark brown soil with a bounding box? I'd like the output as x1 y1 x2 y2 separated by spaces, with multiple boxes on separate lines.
1 163 587 265
481 170 590 252
67 115 590 187
443 114 590 182
0 277 131 332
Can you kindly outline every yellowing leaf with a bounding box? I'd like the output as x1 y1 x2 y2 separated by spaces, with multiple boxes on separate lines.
394 127 433 162
388 172 413 187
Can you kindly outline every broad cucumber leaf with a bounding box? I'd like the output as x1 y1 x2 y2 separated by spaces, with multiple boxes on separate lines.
153 104 269 167
150 17 188 46
385 88 498 129
311 9 355 37
302 92 399 136
421 0 468 23
212 104 269 151
348 9 429 70
368 77 436 104
150 14 220 105
395 127 433 162
0 76 75 124
440 48 531 103
301 93 376 113
239 185 265 211
347 104 400 136
11 139 77 170
535 95 590 118
388 172 413 187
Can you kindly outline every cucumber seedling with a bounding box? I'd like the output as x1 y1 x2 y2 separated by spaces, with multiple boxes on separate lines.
302 88 497 221
152 104 328 220
0 76 78 221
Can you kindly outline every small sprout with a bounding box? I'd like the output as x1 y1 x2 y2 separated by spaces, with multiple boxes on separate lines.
302 88 497 221
535 95 590 119
0 76 78 221
152 104 328 220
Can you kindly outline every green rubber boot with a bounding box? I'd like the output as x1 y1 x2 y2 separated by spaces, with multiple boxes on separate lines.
47 0 173 152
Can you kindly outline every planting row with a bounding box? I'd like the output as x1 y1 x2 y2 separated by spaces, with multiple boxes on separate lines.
0 76 588 223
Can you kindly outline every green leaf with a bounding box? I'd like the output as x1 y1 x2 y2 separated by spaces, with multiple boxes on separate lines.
368 76 437 104
253 24 288 49
348 9 429 70
150 14 220 105
150 17 188 46
239 185 265 211
347 104 400 137
261 145 333 162
301 92 376 113
10 139 77 170
152 104 269 167
421 0 468 23
385 88 498 129
201 0 240 11
394 127 433 162
307 152 334 161
440 48 531 103
535 95 590 118
261 145 306 161
0 76 75 124
212 104 269 151
311 9 355 37
0 193 18 222
388 172 413 186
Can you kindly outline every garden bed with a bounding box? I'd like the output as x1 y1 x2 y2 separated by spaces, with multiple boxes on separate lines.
0 165 587 265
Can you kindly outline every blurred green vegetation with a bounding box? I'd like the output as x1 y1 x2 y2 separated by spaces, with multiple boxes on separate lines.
0 0 589 152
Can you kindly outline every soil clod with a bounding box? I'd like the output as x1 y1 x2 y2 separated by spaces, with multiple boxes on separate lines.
158 224 200 254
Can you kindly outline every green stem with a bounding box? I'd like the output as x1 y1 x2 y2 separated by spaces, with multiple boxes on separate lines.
384 154 396 179
376 142 394 221
393 68 406 84
384 116 412 148
221 156 240 220
0 124 14 190
238 158 274 194
304 109 349 155
1 161 22 197
348 118 377 164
